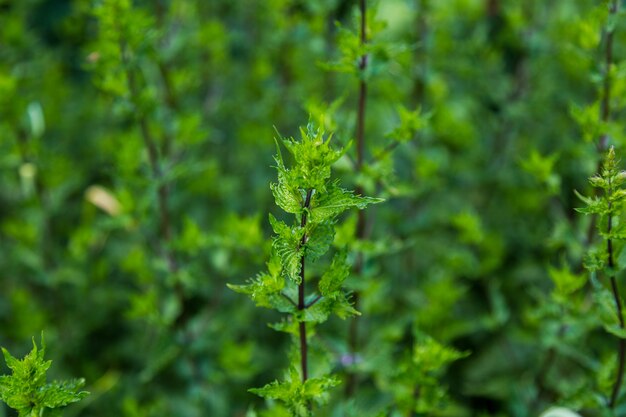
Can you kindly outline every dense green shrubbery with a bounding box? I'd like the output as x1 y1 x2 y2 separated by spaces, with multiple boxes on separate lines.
3 0 626 416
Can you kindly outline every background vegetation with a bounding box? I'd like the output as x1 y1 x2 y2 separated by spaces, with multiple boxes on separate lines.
1 0 626 416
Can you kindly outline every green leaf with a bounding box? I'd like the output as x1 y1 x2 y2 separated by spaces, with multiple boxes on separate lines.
548 265 586 296
387 105 429 143
330 292 360 319
301 300 332 323
41 379 89 408
305 221 334 260
278 124 346 190
310 183 383 224
301 375 341 402
302 292 359 322
227 271 285 309
273 235 303 284
604 324 626 339
319 251 350 296
269 319 299 335
249 379 292 401
413 335 470 372
249 368 339 416
269 214 304 283
271 171 302 214
574 190 606 215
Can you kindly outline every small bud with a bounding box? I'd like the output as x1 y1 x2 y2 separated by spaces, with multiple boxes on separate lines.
609 145 616 160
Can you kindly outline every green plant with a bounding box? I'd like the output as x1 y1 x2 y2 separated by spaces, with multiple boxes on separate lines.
229 122 381 415
577 146 626 409
0 334 88 417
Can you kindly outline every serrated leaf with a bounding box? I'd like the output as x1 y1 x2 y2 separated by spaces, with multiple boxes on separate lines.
267 253 282 278
271 172 302 214
310 183 383 224
302 375 341 401
548 265 586 296
227 271 285 309
268 214 294 237
273 235 303 283
301 300 332 323
574 190 606 215
41 379 89 408
305 222 334 260
583 250 607 272
249 379 292 401
319 251 350 296
1 349 19 373
413 335 470 372
269 214 304 283
328 292 360 319
302 291 359 322
269 319 299 335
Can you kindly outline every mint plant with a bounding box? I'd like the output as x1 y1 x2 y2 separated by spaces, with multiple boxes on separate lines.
0 335 88 417
390 334 468 415
229 122 381 415
577 147 626 409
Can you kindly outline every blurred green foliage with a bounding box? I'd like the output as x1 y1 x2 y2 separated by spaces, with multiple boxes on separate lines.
1 0 626 416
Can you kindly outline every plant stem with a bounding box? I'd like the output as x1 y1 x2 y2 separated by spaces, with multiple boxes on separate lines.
299 189 314 383
122 46 176 272
413 0 428 105
610 274 625 407
347 0 368 398
119 35 186 333
407 385 421 417
587 0 619 245
599 0 618 152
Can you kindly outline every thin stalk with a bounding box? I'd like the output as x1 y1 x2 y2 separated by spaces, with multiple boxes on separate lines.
306 294 323 308
347 0 368 398
413 0 429 105
299 189 314 383
407 386 421 417
587 0 619 245
119 37 184 331
281 292 298 307
122 47 175 270
599 0 618 152
610 275 625 407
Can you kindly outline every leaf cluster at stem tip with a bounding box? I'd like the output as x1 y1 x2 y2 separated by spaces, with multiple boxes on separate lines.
229 121 383 302
0 333 89 417
576 147 626 228
575 147 626 272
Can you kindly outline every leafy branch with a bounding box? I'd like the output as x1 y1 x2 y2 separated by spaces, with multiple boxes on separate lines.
229 122 382 415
